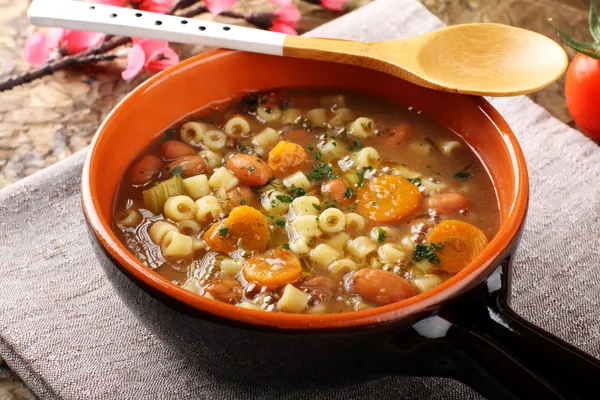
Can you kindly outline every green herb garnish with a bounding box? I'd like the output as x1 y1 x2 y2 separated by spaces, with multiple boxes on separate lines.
376 227 386 243
357 166 373 187
413 242 445 264
453 171 474 180
283 243 291 250
276 220 286 227
290 187 307 198
240 199 247 205
275 194 293 203
219 226 229 237
248 165 256 172
308 163 336 181
344 187 354 198
312 203 322 211
407 177 422 186
315 151 322 160
170 166 184 178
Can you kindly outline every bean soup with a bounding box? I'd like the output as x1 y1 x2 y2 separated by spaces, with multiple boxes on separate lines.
113 90 500 314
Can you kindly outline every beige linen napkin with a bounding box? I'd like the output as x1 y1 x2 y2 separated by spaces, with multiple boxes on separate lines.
1 0 599 398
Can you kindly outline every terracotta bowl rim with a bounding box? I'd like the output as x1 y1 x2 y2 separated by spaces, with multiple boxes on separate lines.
81 49 529 330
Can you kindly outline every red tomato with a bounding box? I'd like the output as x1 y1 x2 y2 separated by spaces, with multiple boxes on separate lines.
565 53 600 140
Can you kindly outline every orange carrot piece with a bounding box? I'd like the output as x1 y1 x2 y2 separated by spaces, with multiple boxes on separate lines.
268 140 308 177
427 220 489 273
356 175 421 222
242 249 302 286
203 206 270 253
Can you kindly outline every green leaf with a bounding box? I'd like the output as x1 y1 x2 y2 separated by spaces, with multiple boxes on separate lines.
453 171 473 180
219 225 229 237
591 0 600 42
550 23 600 59
170 166 184 178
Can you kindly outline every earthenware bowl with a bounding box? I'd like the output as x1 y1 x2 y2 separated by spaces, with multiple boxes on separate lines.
81 50 600 399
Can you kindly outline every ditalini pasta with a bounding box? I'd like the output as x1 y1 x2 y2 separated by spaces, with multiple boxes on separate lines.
114 90 499 314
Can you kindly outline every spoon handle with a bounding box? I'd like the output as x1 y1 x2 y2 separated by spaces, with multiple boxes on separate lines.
27 0 287 55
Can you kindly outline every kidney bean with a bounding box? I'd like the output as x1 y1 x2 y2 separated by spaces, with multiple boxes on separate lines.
160 140 196 160
321 179 350 203
162 155 207 178
204 277 242 304
351 268 415 306
130 154 163 186
222 186 260 212
226 154 273 186
426 192 471 214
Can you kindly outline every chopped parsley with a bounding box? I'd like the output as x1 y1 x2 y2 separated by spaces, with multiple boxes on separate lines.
371 201 378 206
344 187 354 198
453 171 474 180
407 177 422 186
348 137 364 151
357 166 373 187
275 194 293 203
248 165 256 172
413 242 445 264
427 165 432 169
218 226 229 237
308 163 336 181
275 220 286 227
312 203 322 211
315 151 322 160
307 144 314 152
290 187 307 198
240 199 248 205
376 227 386 243
170 166 184 177
283 243 291 250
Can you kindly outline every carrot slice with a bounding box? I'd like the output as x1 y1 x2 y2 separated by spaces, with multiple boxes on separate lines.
268 140 308 177
427 220 489 273
356 175 421 222
242 249 302 286
203 206 270 253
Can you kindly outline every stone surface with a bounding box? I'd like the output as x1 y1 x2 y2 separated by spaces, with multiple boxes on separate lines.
0 0 592 398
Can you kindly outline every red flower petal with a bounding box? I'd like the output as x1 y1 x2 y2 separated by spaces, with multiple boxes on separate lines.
322 0 344 11
87 0 129 6
269 22 298 35
136 0 174 14
204 0 237 15
23 32 53 68
273 5 301 27
122 44 146 80
144 46 180 74
61 30 106 54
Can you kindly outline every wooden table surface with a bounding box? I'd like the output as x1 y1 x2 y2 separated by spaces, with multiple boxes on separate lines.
0 0 592 398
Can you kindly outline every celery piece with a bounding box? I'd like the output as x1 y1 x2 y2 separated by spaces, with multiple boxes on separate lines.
143 175 185 214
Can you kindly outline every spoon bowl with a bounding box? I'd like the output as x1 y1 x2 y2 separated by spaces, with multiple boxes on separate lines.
28 0 568 96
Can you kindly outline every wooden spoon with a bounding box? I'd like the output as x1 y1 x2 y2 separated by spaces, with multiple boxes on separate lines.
28 0 568 96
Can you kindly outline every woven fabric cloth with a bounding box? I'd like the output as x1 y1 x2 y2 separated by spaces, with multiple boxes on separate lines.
1 0 599 398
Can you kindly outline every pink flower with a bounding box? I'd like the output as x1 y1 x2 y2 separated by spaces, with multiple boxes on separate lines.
122 38 179 80
24 28 105 67
268 0 292 6
204 0 238 15
301 0 344 11
87 0 129 6
133 0 174 13
269 5 301 34
320 0 344 11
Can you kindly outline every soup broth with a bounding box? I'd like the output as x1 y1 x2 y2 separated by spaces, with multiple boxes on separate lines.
113 90 500 314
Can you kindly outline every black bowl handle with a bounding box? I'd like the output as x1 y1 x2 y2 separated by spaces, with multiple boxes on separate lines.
408 258 600 399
